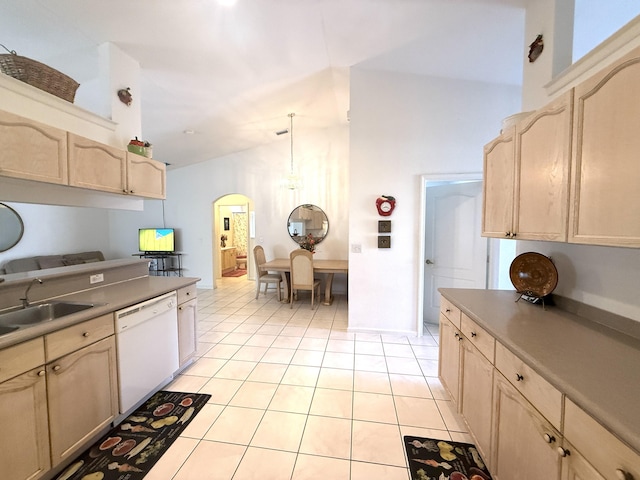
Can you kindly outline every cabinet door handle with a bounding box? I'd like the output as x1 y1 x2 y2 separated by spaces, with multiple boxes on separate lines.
445 308 451 313
454 332 459 338
543 433 555 444
52 365 61 372
38 370 46 377
516 373 524 382
505 231 511 237
615 469 631 480
83 332 90 337
557 447 570 457
511 232 517 238
471 332 477 338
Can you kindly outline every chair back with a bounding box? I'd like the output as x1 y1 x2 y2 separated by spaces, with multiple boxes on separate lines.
253 245 268 278
290 249 314 289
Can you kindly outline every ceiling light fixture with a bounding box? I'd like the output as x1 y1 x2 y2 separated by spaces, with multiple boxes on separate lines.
284 113 302 190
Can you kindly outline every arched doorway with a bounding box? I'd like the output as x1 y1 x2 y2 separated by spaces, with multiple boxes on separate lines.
212 194 255 286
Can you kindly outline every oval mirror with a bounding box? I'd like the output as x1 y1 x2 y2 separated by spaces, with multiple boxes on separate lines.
0 203 24 252
288 204 329 245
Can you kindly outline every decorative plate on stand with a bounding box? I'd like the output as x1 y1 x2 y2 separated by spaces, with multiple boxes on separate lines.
509 252 558 299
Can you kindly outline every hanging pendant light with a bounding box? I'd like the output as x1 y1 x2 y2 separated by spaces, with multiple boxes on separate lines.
284 112 301 190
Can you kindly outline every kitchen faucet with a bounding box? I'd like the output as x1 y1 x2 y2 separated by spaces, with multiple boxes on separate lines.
20 278 43 308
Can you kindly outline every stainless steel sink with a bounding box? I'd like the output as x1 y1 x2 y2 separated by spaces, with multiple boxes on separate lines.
0 325 19 335
0 301 96 330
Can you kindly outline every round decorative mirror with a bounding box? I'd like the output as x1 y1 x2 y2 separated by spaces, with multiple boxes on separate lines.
287 204 329 245
0 203 24 252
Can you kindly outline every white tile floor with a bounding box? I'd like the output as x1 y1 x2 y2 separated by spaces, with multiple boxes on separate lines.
148 277 471 479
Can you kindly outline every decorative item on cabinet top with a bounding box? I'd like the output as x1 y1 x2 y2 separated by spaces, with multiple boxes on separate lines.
0 44 80 102
127 136 153 158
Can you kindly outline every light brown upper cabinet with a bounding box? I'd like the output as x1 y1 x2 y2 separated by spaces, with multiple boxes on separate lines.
126 152 166 199
514 91 573 242
68 133 127 194
483 91 573 241
569 45 640 247
482 126 516 238
69 134 166 199
0 110 68 185
0 109 166 200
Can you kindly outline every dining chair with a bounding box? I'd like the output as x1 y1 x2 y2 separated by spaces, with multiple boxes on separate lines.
253 245 283 301
289 249 321 309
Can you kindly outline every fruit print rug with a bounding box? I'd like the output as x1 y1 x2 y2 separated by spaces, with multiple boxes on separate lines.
404 436 493 480
56 391 211 480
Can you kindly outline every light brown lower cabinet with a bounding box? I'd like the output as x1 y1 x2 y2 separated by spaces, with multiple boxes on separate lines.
0 367 50 480
439 294 640 480
560 441 605 480
491 372 562 480
0 314 118 480
177 297 198 367
460 339 494 464
47 336 118 466
438 314 461 404
563 398 640 480
221 247 237 274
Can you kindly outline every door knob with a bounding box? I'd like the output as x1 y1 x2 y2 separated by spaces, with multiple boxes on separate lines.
426 259 435 265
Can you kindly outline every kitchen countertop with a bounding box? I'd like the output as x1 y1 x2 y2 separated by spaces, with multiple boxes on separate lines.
0 275 199 350
439 288 640 455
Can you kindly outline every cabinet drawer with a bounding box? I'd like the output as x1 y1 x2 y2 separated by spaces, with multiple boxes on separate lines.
460 313 495 363
177 284 197 305
440 296 461 328
45 314 115 361
564 399 640 480
0 337 45 383
495 342 562 429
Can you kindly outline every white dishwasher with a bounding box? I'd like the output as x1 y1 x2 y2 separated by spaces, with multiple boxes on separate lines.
115 291 179 414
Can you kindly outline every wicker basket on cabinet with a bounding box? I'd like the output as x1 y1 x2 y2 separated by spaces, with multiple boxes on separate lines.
0 45 79 102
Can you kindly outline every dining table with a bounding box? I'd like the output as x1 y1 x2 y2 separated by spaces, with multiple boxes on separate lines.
259 258 348 305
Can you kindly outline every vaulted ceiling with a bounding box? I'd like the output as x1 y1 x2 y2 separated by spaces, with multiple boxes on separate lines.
0 0 526 168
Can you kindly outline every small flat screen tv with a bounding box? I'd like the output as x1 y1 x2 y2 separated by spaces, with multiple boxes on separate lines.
139 228 175 253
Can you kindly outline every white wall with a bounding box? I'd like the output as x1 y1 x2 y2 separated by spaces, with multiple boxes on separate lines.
348 68 521 334
573 0 640 61
0 203 113 265
521 0 575 108
107 125 350 289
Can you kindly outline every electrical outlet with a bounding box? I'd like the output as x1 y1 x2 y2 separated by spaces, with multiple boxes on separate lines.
351 243 362 253
90 273 104 284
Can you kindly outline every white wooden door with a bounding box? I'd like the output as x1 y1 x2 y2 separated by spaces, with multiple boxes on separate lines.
424 181 487 323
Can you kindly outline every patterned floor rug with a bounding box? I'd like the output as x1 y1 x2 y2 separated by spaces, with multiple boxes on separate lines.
222 268 247 277
55 391 211 480
404 436 493 480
